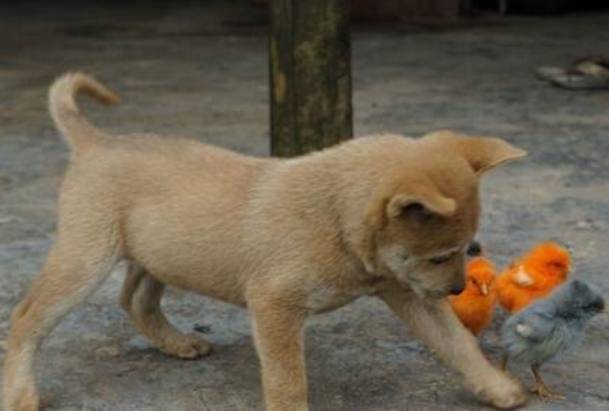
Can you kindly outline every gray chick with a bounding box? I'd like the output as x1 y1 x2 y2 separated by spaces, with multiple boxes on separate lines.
501 279 605 400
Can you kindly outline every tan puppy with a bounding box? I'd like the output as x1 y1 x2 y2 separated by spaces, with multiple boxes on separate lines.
3 73 528 411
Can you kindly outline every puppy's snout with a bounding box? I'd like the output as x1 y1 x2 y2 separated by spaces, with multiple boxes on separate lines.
466 240 482 257
450 278 465 295
449 283 465 295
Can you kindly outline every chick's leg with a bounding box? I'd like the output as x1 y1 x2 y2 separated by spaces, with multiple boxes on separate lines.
531 365 565 401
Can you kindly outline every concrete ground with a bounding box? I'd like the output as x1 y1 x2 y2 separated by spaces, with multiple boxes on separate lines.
1 2 608 410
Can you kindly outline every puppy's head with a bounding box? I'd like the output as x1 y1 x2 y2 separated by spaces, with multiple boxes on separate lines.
361 130 526 299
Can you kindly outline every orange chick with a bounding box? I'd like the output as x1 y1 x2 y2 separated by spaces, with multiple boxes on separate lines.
450 257 497 335
496 242 570 313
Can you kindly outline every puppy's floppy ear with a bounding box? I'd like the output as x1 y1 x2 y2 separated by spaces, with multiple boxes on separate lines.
357 187 455 274
424 130 527 175
458 136 527 175
387 192 456 220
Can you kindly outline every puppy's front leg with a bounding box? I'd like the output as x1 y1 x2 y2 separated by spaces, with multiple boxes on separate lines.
250 298 309 411
378 287 527 409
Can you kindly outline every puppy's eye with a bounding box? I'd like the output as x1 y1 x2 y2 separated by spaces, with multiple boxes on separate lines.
429 254 452 265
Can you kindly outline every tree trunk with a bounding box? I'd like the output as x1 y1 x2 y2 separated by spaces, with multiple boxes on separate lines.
269 0 353 157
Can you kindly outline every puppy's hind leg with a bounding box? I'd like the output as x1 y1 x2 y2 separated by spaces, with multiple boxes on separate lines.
119 263 211 359
3 237 120 411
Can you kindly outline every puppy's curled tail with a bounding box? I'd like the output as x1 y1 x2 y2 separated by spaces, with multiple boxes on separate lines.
49 72 120 157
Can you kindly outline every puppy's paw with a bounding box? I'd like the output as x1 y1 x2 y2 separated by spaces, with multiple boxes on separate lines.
470 372 527 409
161 333 211 359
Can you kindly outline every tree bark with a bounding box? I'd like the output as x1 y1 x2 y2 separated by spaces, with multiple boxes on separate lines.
269 0 353 157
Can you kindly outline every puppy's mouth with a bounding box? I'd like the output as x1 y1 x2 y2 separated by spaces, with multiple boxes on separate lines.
399 273 450 300
407 282 449 299
422 289 450 299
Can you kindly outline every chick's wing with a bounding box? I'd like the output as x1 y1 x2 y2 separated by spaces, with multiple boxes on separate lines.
514 312 555 343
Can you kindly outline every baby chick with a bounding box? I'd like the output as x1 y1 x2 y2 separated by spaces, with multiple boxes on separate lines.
501 280 605 400
449 256 497 335
496 242 570 313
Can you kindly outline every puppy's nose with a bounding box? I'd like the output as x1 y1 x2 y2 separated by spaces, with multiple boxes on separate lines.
466 241 482 257
450 284 465 295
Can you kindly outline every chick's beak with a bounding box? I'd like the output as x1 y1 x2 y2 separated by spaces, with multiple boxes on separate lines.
480 283 489 296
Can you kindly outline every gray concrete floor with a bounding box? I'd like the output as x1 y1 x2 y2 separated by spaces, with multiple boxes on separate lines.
1 2 609 410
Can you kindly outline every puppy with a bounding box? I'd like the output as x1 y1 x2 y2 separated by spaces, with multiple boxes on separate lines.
3 73 528 411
